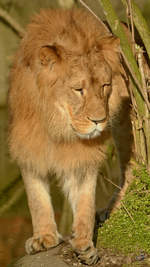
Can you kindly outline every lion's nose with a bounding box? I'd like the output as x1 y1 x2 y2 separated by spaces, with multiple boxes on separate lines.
87 116 106 124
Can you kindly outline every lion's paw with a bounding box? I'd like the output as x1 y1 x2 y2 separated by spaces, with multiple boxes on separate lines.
76 245 99 265
70 238 99 265
25 234 61 254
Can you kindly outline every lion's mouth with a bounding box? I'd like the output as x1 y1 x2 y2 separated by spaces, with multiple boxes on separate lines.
71 124 102 139
71 121 108 139
76 129 101 140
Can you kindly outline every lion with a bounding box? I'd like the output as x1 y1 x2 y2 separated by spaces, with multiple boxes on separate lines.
8 8 131 265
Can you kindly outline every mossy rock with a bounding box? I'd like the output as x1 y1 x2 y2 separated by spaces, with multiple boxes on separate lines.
97 167 150 256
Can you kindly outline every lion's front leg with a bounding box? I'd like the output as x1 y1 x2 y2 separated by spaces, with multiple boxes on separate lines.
64 169 99 265
22 169 61 254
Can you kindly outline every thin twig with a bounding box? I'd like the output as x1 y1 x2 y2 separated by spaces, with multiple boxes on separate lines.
127 0 135 55
103 176 121 190
121 201 135 224
103 176 135 224
137 46 149 165
137 46 150 169
0 7 25 37
126 3 130 32
78 0 110 34
131 120 139 161
137 46 149 102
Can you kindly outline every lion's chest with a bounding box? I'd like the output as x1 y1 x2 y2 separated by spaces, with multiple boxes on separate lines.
48 133 109 174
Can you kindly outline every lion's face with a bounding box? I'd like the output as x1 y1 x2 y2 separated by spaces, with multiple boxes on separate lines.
36 37 120 141
62 55 112 140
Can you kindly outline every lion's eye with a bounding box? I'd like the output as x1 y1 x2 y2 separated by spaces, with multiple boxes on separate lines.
102 83 111 88
101 83 111 97
74 88 84 96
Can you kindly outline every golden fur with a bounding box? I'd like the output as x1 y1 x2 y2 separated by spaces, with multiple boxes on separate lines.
8 9 130 265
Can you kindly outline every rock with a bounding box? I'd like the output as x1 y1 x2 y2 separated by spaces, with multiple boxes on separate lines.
13 245 69 267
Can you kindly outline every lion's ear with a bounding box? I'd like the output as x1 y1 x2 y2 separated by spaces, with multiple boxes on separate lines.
39 45 61 66
99 36 120 52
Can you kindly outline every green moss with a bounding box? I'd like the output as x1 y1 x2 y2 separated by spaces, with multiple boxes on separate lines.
97 166 150 255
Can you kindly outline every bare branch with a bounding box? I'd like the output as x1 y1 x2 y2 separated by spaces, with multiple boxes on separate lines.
0 184 24 216
78 0 110 34
0 7 25 37
121 49 150 111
